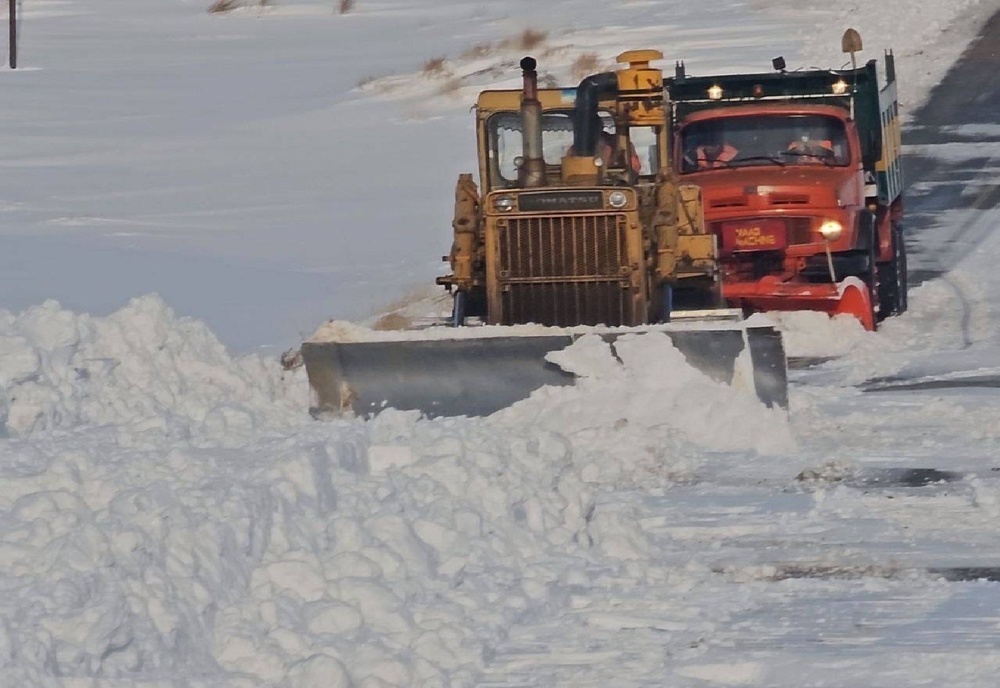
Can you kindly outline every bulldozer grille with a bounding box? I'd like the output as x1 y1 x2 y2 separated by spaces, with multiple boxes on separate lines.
496 214 631 327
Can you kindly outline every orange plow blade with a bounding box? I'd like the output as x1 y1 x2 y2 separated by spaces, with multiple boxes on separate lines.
724 276 875 331
831 279 875 331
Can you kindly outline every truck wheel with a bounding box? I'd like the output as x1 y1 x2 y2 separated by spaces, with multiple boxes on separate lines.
897 223 908 312
853 215 879 329
451 291 467 327
863 241 879 330
877 223 907 320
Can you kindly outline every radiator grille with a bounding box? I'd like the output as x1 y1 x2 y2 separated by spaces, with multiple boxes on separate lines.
496 214 630 326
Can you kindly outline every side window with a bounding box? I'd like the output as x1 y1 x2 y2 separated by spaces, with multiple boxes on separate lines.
488 110 616 186
493 118 522 184
540 112 575 163
629 127 659 176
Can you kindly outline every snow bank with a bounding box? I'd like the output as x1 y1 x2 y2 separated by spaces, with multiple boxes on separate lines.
497 333 794 457
0 297 794 685
0 295 303 441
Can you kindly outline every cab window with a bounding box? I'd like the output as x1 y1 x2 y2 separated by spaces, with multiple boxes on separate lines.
487 110 613 187
679 114 850 172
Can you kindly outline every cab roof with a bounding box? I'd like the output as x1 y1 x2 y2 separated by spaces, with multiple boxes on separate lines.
678 103 852 127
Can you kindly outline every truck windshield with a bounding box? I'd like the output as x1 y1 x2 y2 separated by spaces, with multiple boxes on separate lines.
488 110 613 186
679 114 849 172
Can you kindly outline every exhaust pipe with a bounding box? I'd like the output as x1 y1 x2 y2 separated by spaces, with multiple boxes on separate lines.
519 57 546 188
572 72 618 156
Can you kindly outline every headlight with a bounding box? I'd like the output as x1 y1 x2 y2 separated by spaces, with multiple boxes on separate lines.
707 84 723 100
819 220 843 240
607 191 628 209
831 79 849 95
593 156 605 168
494 195 514 212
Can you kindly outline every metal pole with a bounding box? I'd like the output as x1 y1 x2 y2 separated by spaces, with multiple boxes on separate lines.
8 0 16 69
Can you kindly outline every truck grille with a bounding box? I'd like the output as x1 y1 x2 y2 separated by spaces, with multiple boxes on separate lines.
496 214 630 326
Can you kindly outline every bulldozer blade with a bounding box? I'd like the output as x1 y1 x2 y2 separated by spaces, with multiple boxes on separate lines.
301 325 787 419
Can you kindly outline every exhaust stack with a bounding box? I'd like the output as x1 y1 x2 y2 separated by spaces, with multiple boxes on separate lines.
572 71 618 157
518 57 546 188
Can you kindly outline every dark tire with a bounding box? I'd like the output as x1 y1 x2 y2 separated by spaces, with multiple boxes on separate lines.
877 222 908 320
451 291 467 327
863 238 879 329
898 223 908 312
851 212 880 329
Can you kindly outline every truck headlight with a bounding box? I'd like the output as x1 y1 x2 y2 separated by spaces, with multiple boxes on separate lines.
819 220 843 240
494 195 515 212
607 191 628 209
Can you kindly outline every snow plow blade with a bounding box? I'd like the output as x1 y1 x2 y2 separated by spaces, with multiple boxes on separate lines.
301 324 787 419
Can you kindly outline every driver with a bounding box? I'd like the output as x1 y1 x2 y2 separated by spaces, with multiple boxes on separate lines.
567 114 642 174
786 129 834 160
695 132 738 169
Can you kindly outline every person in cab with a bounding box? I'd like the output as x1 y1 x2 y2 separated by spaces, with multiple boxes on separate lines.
695 133 739 169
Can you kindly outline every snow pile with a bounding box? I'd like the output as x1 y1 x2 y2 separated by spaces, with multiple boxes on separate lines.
767 311 870 359
498 333 794 457
0 295 303 440
0 297 795 686
783 232 1000 385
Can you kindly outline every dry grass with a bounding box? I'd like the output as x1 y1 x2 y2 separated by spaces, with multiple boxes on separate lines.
437 77 464 95
338 0 355 14
515 28 548 50
208 0 243 13
461 42 496 60
570 52 600 80
422 56 448 75
371 313 412 331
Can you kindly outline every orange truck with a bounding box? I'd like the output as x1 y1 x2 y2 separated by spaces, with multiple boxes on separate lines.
666 31 905 329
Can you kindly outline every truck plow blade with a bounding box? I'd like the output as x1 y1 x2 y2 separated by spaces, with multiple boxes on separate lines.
301 324 787 419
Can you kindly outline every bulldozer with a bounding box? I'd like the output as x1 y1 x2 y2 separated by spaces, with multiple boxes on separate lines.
301 50 788 418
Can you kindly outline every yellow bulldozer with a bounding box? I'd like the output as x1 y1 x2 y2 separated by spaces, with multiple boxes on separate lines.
301 51 788 417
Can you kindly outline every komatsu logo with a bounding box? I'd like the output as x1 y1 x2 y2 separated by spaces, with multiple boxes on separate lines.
518 191 604 212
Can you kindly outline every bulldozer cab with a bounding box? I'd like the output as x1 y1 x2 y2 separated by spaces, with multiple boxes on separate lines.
475 90 667 192
436 50 722 328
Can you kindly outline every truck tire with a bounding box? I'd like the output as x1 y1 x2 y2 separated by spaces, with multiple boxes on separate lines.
850 211 879 328
877 223 908 320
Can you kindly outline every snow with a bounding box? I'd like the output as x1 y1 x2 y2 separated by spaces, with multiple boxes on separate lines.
2 0 1000 685
307 314 750 343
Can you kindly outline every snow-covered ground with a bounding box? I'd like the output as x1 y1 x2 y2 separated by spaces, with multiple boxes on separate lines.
2 0 1000 686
